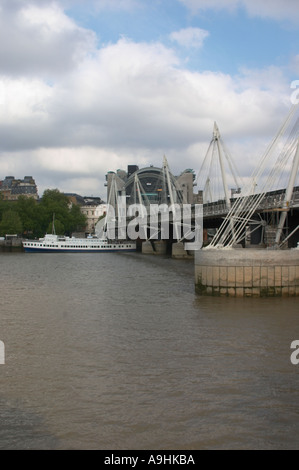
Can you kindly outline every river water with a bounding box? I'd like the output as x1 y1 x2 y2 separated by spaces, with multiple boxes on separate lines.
0 251 298 450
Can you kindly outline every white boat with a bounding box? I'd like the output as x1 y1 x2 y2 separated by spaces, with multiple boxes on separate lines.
22 234 136 253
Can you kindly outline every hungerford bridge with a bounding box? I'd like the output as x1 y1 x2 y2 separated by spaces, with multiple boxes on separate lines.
103 103 299 253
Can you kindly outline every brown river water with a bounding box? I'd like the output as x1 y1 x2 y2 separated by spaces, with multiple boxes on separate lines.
0 251 298 449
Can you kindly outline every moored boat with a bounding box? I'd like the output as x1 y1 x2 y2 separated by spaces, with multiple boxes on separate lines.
22 234 136 253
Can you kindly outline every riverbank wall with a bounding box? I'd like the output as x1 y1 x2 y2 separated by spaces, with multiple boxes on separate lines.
0 239 24 252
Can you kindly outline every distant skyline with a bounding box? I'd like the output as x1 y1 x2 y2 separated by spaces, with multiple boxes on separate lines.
0 0 298 199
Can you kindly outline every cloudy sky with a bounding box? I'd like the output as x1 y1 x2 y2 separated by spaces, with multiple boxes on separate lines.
0 0 298 199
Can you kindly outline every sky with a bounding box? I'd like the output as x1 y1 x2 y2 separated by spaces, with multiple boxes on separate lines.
0 0 299 200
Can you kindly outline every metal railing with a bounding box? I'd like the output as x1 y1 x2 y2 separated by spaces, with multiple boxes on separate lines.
203 188 299 218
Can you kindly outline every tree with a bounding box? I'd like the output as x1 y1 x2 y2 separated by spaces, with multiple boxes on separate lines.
0 210 23 236
68 203 87 233
46 218 65 235
39 189 87 236
15 196 39 237
0 194 13 221
39 189 72 235
0 189 87 238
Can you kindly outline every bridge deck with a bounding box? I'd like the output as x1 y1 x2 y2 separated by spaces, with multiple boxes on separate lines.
202 187 299 218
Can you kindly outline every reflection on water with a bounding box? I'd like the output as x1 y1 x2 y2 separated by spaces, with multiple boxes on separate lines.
0 252 298 449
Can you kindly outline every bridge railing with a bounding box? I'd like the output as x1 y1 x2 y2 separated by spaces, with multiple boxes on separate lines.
203 200 229 217
202 188 299 217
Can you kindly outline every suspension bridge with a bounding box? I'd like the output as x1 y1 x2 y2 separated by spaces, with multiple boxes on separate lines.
101 101 299 256
194 103 299 297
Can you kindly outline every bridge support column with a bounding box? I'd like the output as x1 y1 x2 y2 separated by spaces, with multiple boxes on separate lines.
142 240 167 255
172 242 193 259
142 240 155 254
195 248 299 297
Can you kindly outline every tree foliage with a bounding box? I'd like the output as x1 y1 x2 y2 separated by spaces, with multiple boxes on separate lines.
0 190 87 238
0 210 23 236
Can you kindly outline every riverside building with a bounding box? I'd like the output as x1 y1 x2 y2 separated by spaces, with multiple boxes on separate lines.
0 176 38 200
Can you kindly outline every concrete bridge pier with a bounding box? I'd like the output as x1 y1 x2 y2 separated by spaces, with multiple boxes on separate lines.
172 242 194 259
142 240 168 255
195 247 299 297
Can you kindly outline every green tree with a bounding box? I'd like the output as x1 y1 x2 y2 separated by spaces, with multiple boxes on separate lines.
46 218 65 235
0 194 13 221
0 189 87 238
39 189 87 236
68 203 87 233
39 189 71 235
0 210 23 236
15 196 39 238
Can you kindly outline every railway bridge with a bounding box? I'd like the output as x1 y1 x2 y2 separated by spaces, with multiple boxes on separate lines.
102 104 299 252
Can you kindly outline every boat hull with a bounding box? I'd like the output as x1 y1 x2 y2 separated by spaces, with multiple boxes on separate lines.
22 236 136 253
23 246 136 253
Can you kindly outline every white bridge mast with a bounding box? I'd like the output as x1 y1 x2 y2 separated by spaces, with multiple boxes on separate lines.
275 138 299 245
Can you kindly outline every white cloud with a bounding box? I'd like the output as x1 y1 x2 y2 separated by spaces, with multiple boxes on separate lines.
0 0 297 198
169 27 209 49
0 36 291 187
179 0 299 22
178 0 239 15
242 0 299 22
0 0 96 77
290 55 299 74
0 78 53 123
20 2 76 34
92 0 141 10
